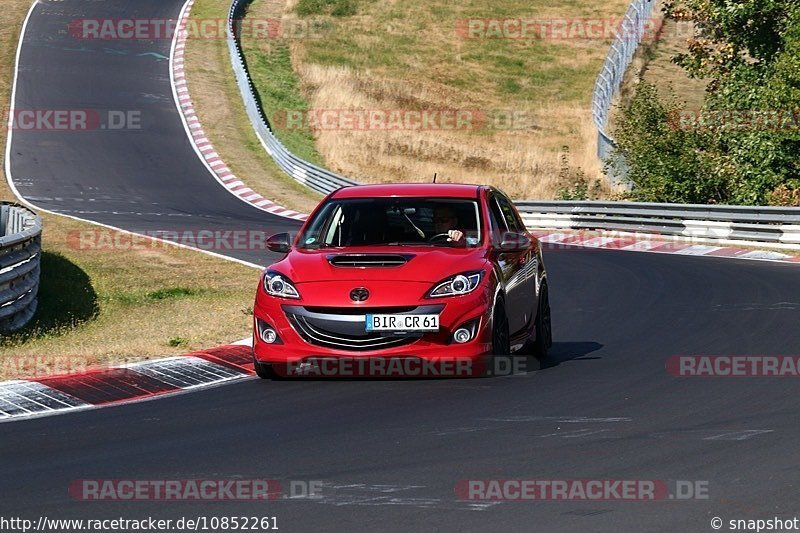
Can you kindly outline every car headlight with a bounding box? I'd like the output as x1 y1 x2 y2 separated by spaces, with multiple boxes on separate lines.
263 270 300 299
426 271 483 298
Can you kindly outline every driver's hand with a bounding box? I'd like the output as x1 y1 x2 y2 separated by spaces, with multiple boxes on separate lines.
447 230 464 242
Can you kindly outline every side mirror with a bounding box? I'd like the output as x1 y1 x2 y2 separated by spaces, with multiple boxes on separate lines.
266 232 291 253
499 231 531 252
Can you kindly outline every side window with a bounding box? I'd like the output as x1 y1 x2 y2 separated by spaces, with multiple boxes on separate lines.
496 195 522 232
489 197 507 237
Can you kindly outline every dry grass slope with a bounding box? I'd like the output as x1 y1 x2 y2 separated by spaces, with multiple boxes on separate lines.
280 0 633 198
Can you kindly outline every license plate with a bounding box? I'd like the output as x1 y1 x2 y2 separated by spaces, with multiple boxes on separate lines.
365 314 439 332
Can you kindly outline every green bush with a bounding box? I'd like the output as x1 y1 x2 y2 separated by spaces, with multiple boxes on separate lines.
557 146 601 201
613 1 800 205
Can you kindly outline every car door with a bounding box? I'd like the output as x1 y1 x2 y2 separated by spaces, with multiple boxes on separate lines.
493 193 537 335
487 194 523 335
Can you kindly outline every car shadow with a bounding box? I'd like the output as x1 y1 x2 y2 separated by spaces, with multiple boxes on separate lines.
528 341 604 372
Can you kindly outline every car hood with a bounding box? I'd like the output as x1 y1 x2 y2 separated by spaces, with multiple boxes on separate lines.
270 247 489 284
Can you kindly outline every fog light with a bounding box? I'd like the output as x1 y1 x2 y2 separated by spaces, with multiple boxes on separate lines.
454 327 472 344
450 318 480 345
261 327 277 344
256 319 281 344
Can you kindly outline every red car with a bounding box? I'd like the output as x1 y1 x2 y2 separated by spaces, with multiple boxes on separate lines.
252 184 551 378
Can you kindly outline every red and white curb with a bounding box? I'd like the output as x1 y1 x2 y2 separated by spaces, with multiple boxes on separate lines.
0 345 256 422
531 230 800 264
171 0 307 222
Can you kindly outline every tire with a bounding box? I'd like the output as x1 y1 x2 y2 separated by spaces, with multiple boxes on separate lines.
253 357 275 380
532 282 552 359
484 300 510 377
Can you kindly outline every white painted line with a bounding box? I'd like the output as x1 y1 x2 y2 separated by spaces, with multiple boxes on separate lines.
703 429 774 441
232 336 253 346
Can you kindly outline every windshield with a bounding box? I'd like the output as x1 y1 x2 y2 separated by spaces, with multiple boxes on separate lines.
298 198 482 248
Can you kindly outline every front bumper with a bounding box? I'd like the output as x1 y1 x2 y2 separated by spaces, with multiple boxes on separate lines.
253 287 493 375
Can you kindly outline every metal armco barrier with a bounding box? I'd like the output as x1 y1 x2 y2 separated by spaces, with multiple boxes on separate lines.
226 0 357 195
591 0 656 185
0 204 42 333
223 1 800 247
517 201 800 246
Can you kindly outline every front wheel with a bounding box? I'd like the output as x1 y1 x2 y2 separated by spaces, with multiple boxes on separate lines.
532 282 552 359
483 301 510 377
253 357 276 379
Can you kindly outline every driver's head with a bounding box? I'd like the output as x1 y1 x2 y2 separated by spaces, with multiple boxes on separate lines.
433 205 458 233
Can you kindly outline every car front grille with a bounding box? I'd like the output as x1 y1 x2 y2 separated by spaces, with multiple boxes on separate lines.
282 305 444 352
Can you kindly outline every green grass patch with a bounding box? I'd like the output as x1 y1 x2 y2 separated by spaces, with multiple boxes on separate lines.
239 28 324 165
296 0 359 17
147 287 200 300
168 336 189 347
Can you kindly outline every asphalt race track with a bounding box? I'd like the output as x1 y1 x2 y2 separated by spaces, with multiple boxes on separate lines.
3 0 800 531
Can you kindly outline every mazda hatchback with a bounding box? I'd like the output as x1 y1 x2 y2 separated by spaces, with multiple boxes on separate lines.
253 183 551 378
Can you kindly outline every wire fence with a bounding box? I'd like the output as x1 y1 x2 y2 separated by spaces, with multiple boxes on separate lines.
591 0 657 185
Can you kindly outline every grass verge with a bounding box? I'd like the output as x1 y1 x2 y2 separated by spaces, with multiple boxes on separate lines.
0 0 269 379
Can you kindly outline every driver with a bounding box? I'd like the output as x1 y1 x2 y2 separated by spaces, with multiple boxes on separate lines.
432 205 465 245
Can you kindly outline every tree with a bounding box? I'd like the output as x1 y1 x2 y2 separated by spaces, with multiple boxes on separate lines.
612 0 800 205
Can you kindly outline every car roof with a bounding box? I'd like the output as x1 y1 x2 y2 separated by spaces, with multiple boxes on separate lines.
330 183 483 199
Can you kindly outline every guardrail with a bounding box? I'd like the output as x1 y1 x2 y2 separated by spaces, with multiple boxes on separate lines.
591 0 656 184
226 0 358 195
0 204 42 333
517 201 800 246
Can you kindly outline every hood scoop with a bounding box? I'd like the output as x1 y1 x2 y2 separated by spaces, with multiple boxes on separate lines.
327 254 413 268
